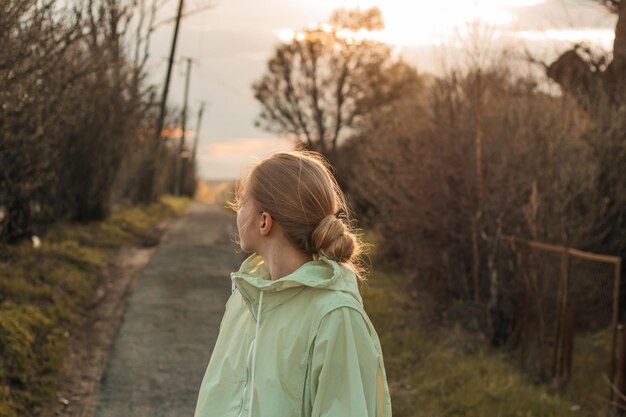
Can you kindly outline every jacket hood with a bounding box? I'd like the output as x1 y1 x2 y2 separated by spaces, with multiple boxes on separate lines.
231 253 362 317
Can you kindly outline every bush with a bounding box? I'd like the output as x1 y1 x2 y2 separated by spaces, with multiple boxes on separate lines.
362 251 577 417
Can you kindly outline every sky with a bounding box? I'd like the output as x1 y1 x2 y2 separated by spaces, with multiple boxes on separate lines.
143 0 617 180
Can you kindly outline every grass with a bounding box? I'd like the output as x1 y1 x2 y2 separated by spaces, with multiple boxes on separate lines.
567 327 616 414
0 195 190 417
361 253 582 416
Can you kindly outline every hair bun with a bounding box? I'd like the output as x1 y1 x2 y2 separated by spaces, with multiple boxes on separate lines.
310 214 355 263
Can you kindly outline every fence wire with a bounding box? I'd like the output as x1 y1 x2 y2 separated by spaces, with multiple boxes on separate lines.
497 236 621 412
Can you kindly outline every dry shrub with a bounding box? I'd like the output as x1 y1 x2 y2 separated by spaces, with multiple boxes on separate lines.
345 58 595 301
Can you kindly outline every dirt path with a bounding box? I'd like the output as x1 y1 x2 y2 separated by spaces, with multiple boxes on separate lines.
89 201 241 417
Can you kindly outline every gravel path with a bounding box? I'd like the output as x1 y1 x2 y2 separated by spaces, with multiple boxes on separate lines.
94 202 242 417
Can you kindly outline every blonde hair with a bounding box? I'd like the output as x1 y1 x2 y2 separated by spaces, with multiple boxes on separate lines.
232 150 367 280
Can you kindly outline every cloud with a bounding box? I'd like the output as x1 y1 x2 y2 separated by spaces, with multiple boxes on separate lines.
510 0 615 31
196 137 293 179
515 28 614 47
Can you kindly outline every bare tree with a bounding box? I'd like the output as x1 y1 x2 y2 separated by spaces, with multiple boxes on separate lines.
346 57 594 303
0 0 84 241
540 0 626 258
252 7 420 162
0 0 183 243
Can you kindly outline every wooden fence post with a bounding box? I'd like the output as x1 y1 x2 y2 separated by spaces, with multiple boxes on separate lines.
562 304 575 384
611 258 622 406
615 325 626 415
553 249 570 381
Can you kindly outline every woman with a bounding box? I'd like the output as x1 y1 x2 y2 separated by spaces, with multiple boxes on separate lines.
194 150 392 417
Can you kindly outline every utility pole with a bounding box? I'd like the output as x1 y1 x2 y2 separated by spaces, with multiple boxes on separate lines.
148 0 185 202
175 57 193 195
191 101 207 162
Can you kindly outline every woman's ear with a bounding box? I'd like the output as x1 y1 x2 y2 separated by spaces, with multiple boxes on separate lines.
259 212 273 236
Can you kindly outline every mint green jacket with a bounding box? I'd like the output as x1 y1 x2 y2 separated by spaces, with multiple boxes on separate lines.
193 254 392 417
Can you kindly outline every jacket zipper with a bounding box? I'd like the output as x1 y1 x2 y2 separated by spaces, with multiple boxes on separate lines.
236 338 255 417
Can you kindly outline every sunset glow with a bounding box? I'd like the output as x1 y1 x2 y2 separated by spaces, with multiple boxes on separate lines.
197 137 292 179
275 1 613 48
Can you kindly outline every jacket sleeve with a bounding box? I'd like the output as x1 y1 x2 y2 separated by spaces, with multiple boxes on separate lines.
307 306 390 417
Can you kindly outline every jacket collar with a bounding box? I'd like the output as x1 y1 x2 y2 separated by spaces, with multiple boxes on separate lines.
231 253 362 317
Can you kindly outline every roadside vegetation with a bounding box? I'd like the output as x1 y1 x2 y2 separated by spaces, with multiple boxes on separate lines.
0 196 190 417
254 5 626 415
361 233 579 417
1 2 198 414
1 0 197 246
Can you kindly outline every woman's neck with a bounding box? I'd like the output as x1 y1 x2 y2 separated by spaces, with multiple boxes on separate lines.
259 242 312 280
